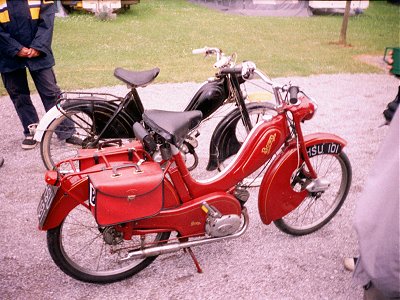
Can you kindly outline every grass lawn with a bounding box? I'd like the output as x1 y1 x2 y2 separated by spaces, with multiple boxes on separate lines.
0 0 399 94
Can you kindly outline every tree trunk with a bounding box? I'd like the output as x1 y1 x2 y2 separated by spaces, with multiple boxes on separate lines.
339 1 352 45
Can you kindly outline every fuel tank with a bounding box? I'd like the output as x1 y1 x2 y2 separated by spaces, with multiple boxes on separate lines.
184 78 228 119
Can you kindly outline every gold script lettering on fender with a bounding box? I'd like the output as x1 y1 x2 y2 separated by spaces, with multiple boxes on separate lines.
262 133 277 155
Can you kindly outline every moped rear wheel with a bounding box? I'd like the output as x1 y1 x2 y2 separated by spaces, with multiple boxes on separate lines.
274 151 352 236
41 109 94 170
40 109 130 170
47 204 171 284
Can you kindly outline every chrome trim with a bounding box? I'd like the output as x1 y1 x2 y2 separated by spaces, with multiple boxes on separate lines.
120 208 249 261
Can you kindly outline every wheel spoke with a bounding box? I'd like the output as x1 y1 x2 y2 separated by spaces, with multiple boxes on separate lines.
47 204 171 283
68 232 103 259
274 152 351 235
40 108 133 170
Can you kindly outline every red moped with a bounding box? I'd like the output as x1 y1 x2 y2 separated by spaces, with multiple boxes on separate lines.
38 61 352 284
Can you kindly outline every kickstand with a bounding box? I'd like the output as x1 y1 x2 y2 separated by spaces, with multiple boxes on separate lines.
184 247 203 273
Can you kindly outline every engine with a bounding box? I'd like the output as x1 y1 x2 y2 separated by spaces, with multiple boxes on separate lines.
202 202 242 237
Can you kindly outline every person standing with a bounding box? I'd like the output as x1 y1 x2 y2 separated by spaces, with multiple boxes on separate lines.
0 0 78 149
351 108 399 299
344 49 400 299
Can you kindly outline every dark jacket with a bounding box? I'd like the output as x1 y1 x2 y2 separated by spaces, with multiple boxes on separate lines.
0 0 56 73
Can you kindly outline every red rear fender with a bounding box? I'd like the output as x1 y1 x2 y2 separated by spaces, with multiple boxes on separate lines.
40 177 88 230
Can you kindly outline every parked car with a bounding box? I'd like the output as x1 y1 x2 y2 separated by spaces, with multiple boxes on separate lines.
309 0 369 15
61 0 139 14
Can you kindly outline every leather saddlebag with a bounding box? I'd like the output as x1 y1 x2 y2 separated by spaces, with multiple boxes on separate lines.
88 162 164 226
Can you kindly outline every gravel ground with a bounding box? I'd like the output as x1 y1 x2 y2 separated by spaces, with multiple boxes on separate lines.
0 73 398 300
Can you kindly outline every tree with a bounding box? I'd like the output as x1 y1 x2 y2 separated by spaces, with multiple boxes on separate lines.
339 1 352 45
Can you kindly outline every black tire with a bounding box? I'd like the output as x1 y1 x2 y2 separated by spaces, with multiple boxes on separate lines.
274 151 352 236
47 204 171 284
40 108 131 170
228 102 277 144
218 102 277 187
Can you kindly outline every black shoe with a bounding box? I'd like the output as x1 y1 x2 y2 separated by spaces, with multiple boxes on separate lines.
21 136 37 150
65 135 83 146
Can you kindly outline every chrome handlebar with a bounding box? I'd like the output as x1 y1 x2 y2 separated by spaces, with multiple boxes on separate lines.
192 46 234 69
192 47 318 108
250 63 317 108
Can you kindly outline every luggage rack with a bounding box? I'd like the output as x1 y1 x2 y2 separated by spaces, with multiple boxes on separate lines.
54 140 147 176
52 91 132 146
56 91 123 107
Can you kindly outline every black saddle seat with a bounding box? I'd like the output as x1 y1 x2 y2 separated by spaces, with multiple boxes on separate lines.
142 110 203 147
114 67 160 88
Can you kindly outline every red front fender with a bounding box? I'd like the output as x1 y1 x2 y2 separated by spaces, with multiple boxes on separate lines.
258 133 347 225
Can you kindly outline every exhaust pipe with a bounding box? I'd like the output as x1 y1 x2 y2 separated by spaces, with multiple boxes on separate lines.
121 209 249 261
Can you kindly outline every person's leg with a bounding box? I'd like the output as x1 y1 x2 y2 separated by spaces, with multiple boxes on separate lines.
30 68 77 141
1 68 39 136
29 67 60 111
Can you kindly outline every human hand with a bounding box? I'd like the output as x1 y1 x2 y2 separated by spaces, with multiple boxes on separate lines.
16 47 31 57
386 50 394 71
27 48 40 58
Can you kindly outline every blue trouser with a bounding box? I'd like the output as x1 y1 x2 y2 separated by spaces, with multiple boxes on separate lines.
1 67 73 139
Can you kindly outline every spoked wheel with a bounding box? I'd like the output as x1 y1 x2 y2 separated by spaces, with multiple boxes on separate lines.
274 151 352 236
47 203 171 284
218 102 277 187
41 110 94 170
40 109 131 170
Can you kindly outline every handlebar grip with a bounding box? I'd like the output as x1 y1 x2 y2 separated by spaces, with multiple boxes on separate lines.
220 66 242 75
192 48 207 55
289 86 300 104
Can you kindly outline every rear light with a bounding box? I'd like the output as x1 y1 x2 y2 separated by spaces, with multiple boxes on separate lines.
45 170 59 186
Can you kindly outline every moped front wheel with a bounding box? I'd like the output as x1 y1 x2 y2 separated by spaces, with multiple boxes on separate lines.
274 151 352 236
47 204 171 284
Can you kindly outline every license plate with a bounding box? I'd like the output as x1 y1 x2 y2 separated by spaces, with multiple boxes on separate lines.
37 185 59 228
306 142 342 158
